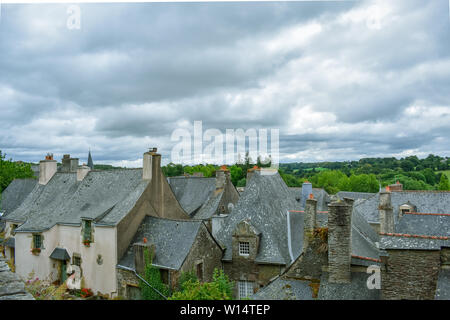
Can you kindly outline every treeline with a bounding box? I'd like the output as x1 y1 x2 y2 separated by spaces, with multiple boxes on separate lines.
162 154 450 194
162 153 271 188
280 154 450 193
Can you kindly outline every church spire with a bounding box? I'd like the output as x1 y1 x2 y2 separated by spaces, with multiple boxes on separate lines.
87 149 94 170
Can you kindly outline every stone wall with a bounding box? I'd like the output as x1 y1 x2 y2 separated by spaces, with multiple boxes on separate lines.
179 224 223 284
381 249 441 300
223 260 283 298
0 257 34 300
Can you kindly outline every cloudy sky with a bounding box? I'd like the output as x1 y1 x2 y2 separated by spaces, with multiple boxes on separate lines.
0 0 449 167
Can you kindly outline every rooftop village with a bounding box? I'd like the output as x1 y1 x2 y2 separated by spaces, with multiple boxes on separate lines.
1 148 450 300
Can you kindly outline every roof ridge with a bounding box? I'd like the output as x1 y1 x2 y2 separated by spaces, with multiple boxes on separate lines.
380 232 449 240
406 212 450 216
391 190 450 193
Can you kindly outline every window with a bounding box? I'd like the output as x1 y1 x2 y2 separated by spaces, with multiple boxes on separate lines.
238 280 254 299
196 262 203 281
83 220 92 242
239 242 250 256
33 234 42 249
72 254 81 266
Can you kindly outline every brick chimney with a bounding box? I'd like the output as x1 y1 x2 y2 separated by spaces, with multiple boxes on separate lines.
301 181 313 208
39 153 57 185
379 190 394 233
327 198 353 283
303 198 317 252
388 181 403 192
61 154 79 173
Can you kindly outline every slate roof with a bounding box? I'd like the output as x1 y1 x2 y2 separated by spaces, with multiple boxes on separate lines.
435 269 450 300
252 276 315 300
215 170 303 266
167 176 216 216
318 272 381 300
336 191 376 201
379 234 450 250
289 187 329 211
3 169 149 232
192 189 224 220
356 191 450 224
118 216 203 270
49 247 71 261
396 214 450 237
0 178 37 215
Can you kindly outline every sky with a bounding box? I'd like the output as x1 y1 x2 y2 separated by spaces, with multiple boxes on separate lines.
0 0 449 167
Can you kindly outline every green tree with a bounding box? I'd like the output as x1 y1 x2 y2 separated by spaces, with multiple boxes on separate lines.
169 269 234 300
438 174 450 191
229 165 243 186
139 247 170 300
0 150 34 194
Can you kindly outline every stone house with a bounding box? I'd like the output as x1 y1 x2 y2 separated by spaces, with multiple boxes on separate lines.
254 187 450 300
116 216 223 299
168 165 240 232
1 149 190 297
214 168 309 299
253 197 382 300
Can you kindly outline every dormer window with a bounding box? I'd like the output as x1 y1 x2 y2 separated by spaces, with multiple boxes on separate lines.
239 242 250 256
399 203 416 217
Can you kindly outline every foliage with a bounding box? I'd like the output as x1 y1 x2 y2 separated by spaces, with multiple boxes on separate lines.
139 247 170 300
6 258 15 273
0 150 34 194
236 178 246 188
169 268 234 300
438 174 450 191
25 273 67 300
177 269 198 291
80 288 94 298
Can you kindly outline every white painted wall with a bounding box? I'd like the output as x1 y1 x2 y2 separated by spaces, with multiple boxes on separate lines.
15 224 118 296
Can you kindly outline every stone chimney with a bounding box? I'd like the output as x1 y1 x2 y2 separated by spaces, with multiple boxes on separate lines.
301 181 313 208
379 191 394 233
303 198 317 252
327 198 353 284
39 153 57 185
133 242 156 275
77 165 91 182
61 154 79 173
216 165 229 189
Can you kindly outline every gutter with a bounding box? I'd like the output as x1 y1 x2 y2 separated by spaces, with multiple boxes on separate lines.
116 264 168 300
